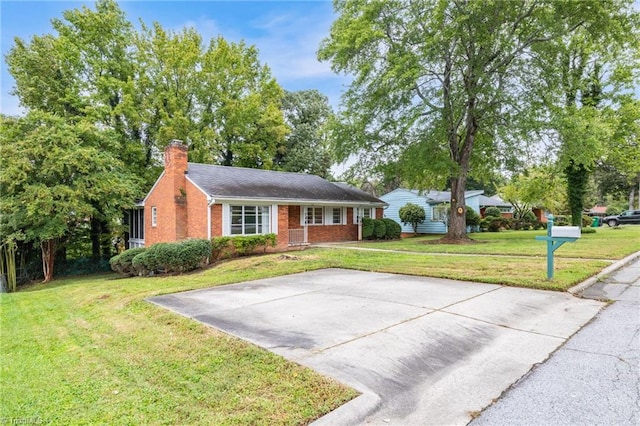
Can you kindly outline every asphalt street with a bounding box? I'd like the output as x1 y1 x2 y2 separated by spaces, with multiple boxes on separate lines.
471 257 640 426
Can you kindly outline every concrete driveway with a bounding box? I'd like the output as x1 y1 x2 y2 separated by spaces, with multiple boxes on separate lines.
148 268 604 425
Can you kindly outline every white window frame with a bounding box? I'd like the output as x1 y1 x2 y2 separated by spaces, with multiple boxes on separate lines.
305 207 324 225
432 204 449 221
229 205 271 236
326 207 346 225
151 206 157 227
353 207 375 224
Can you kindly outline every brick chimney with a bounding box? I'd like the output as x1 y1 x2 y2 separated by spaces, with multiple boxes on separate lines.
164 140 188 240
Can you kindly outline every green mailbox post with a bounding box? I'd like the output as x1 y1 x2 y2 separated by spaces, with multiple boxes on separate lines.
535 215 581 280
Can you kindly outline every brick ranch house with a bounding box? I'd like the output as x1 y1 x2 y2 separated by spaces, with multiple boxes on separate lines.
126 140 387 250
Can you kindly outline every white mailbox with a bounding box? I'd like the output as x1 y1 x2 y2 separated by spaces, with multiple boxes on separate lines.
550 226 581 239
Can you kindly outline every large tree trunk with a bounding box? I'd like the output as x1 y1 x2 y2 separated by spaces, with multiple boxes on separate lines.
565 160 588 226
447 175 469 240
40 239 56 283
90 217 101 260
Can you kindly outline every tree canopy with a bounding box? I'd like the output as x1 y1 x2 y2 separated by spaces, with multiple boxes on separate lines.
0 112 139 282
319 0 639 239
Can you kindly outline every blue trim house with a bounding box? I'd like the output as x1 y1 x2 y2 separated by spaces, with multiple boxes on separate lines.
380 188 484 234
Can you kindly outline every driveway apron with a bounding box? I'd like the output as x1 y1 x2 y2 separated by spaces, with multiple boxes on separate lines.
148 268 604 425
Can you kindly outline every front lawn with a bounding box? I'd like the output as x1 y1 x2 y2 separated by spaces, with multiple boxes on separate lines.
345 226 640 259
0 259 357 425
3 228 634 424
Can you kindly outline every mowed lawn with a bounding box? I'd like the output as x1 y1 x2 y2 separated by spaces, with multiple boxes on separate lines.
2 226 638 424
344 225 640 260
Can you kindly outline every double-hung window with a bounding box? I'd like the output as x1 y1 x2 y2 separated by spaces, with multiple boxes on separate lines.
306 207 323 225
330 207 343 225
230 205 270 235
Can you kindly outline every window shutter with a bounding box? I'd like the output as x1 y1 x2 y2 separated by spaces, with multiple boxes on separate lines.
221 203 230 236
271 204 278 234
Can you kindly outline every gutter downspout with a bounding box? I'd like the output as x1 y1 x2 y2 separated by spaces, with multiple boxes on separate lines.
207 197 214 240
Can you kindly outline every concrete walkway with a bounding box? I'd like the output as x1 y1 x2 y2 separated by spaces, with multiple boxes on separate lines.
148 268 604 425
472 257 640 426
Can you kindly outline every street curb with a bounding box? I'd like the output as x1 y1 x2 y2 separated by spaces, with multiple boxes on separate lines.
568 250 640 296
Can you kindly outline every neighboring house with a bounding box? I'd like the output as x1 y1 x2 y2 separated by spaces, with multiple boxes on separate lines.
127 140 387 250
479 194 514 218
380 188 483 234
587 206 608 217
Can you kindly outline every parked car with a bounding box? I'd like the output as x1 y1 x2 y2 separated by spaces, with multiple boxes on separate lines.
602 210 640 227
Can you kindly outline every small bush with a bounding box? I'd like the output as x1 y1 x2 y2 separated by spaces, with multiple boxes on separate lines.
110 247 146 276
362 218 375 239
382 218 402 239
554 215 570 226
581 214 593 228
131 249 158 276
373 219 387 239
211 237 232 261
487 217 504 232
581 227 596 234
485 207 502 218
465 208 481 227
398 202 426 234
130 239 211 275
232 234 277 256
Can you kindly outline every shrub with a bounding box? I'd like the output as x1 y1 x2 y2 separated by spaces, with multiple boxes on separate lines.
522 210 537 223
232 234 277 256
130 239 211 275
110 247 146 276
487 217 504 232
554 215 570 226
581 227 596 234
382 218 402 239
362 218 375 239
581 214 593 228
373 219 387 239
465 208 481 227
485 206 502 218
168 239 211 272
398 202 426 234
131 249 158 276
211 237 232 261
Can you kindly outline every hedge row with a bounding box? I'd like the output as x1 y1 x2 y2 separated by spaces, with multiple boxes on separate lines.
110 239 211 276
362 218 402 240
211 234 277 261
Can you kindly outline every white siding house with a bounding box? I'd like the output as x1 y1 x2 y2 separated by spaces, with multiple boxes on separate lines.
380 188 484 234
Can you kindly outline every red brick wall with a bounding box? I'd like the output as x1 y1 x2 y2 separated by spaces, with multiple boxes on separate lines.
211 204 223 237
186 178 208 239
276 205 290 249
307 224 358 243
144 141 188 246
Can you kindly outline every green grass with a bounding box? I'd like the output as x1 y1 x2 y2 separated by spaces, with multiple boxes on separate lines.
345 226 640 259
3 226 638 424
0 259 358 425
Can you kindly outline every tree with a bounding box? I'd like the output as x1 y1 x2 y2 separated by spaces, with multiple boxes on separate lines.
528 2 639 225
500 166 566 219
275 90 333 178
319 0 614 241
398 203 426 235
0 113 140 282
5 0 290 268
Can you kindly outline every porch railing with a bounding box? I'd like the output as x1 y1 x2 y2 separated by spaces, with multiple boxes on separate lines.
288 228 308 246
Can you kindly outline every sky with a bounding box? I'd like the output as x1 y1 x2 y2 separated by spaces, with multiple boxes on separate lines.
0 0 350 117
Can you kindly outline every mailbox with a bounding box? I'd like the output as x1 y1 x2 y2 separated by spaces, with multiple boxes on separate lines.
550 226 581 239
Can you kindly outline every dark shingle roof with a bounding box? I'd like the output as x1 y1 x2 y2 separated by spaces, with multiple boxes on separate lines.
186 163 385 205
